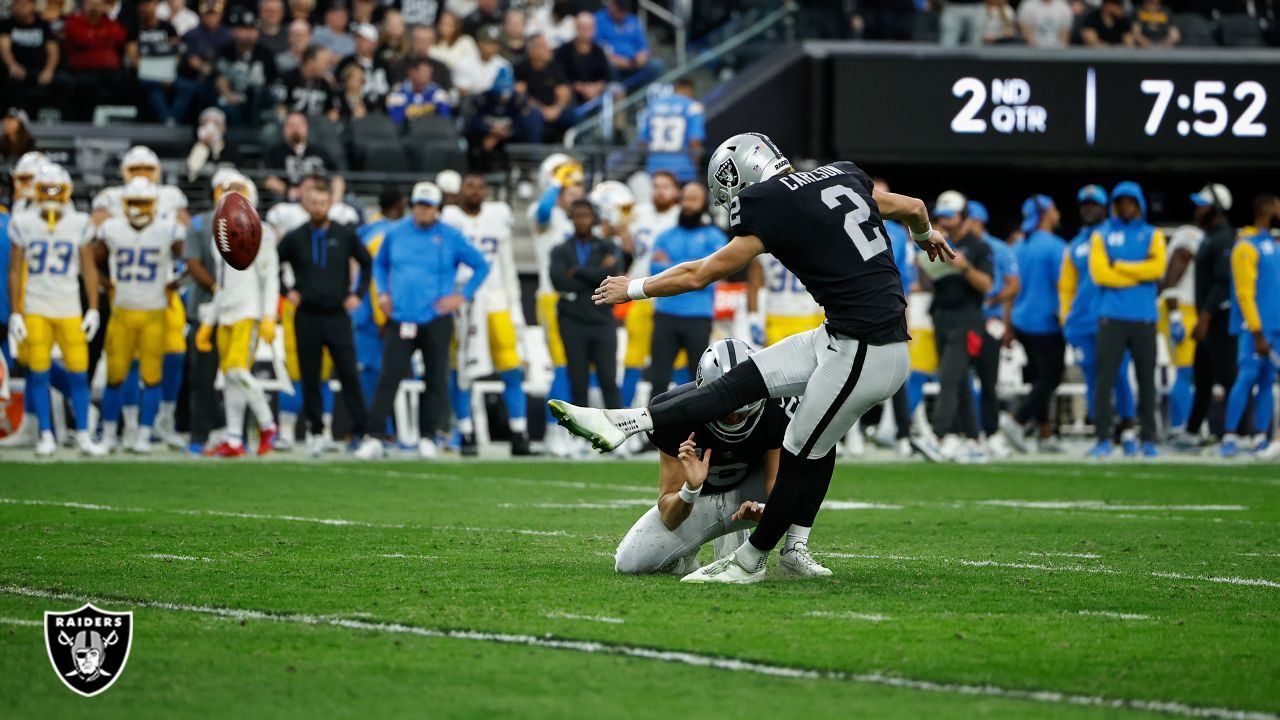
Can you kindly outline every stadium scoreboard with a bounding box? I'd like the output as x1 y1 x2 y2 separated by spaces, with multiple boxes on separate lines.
832 50 1280 161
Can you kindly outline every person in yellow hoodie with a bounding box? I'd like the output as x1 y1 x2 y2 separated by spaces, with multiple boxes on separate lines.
1222 194 1280 459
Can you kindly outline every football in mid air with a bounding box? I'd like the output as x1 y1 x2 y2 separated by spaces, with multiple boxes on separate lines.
213 191 262 271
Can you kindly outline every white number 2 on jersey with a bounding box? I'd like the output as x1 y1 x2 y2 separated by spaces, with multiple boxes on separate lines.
821 185 888 261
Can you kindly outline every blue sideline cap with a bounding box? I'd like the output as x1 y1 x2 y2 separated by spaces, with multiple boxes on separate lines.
1077 184 1107 206
1020 194 1054 233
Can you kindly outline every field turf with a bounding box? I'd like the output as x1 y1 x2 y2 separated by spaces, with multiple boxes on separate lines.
0 457 1277 719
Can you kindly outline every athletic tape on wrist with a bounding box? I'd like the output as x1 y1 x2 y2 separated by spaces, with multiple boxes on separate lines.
627 277 649 301
678 482 700 504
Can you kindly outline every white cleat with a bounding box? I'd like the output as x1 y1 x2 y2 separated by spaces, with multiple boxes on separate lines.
998 413 1030 453
99 435 117 455
127 438 153 455
354 436 384 460
417 438 438 459
77 435 108 457
1255 440 1280 462
895 437 913 458
844 424 865 457
35 431 57 457
547 400 631 453
307 434 326 458
543 424 572 458
778 543 833 578
987 433 1013 460
680 553 767 584
0 417 39 448
910 434 946 463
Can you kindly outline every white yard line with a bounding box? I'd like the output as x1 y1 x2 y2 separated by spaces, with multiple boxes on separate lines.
821 501 904 510
1074 610 1153 621
499 500 653 510
1149 572 1280 589
1237 553 1280 558
0 584 1272 720
138 553 214 563
960 560 1120 575
0 497 572 538
821 552 923 561
545 612 626 625
1028 552 1103 560
378 554 437 560
804 611 891 623
979 500 1248 512
0 617 41 627
312 466 654 494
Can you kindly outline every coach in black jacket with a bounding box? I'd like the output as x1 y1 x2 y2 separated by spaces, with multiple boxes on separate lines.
550 199 626 410
277 177 372 447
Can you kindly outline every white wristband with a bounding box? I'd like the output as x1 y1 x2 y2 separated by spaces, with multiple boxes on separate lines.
911 223 933 243
627 277 649 301
678 482 701 504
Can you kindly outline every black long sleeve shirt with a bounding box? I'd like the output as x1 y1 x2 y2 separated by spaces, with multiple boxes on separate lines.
550 235 626 325
278 221 371 312
1194 219 1236 314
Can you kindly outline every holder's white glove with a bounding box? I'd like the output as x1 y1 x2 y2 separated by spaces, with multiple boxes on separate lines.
81 309 101 342
748 312 766 349
8 313 26 345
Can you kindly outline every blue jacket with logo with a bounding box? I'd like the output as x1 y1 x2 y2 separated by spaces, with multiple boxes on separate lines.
1229 227 1280 336
1088 182 1166 324
983 234 1019 320
1013 229 1066 333
373 218 489 325
652 223 727 317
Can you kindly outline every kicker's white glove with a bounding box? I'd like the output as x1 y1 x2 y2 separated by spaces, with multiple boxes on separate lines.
8 313 26 345
81 309 101 342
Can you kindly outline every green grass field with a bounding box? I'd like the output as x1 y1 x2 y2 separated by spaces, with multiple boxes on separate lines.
0 457 1277 719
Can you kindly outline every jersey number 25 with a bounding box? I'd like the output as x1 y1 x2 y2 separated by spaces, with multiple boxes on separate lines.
822 185 888 261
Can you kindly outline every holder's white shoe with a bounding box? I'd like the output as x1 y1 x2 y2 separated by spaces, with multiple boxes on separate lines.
680 553 767 584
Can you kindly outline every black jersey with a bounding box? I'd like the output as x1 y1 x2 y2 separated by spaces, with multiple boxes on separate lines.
728 160 908 345
649 383 789 496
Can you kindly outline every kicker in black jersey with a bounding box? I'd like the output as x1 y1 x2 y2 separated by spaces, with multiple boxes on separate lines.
648 383 789 495
728 160 909 345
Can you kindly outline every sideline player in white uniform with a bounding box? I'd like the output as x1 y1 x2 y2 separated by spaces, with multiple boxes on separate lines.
615 339 792 575
92 146 191 225
443 172 533 455
0 151 50 448
551 132 953 584
1161 224 1204 441
529 153 585 457
195 174 281 457
620 171 681 408
747 252 824 349
7 163 106 457
93 178 185 453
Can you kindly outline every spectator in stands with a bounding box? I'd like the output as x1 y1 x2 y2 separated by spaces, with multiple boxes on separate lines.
525 0 576 47
158 0 199 36
552 198 624 413
363 181 490 460
185 106 241 179
313 0 355 58
432 10 479 71
1132 0 1181 46
391 24 452 88
351 0 379 26
981 0 1021 44
1018 0 1074 47
556 12 611 105
128 0 187 124
64 0 130 120
638 78 704 184
400 0 440 30
258 0 288 55
464 65 537 170
647 182 725 395
0 108 35 163
941 0 986 46
39 0 70 37
0 0 62 117
930 190 995 462
794 0 853 39
178 0 232 113
463 0 503 37
336 62 367 121
336 23 389 106
454 24 510 95
263 111 344 197
515 33 572 142
385 56 451 125
594 0 651 82
1081 0 1136 46
214 6 278 125
279 43 339 116
501 8 527 63
860 0 916 41
275 18 309 72
287 0 313 23
378 9 407 68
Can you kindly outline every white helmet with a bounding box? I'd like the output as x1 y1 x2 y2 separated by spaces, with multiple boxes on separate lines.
12 151 48 201
34 163 73 211
706 132 791 208
121 145 162 182
434 169 462 196
588 180 635 227
122 176 159 227
695 338 766 442
538 152 583 191
215 172 258 208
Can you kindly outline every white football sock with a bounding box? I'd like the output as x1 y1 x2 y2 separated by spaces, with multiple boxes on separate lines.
225 387 247 446
458 417 475 435
509 417 527 434
604 407 653 433
784 525 811 553
102 421 119 442
734 539 768 572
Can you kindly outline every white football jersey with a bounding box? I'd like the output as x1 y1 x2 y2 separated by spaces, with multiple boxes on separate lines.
1164 225 1204 307
443 202 519 314
265 202 309 237
100 216 183 311
93 184 189 219
528 203 574 296
759 253 821 318
627 201 679 278
9 208 93 318
209 224 280 325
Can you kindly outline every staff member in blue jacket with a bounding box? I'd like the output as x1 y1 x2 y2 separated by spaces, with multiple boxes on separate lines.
1002 195 1066 452
1088 182 1167 459
358 181 489 460
646 182 727 395
967 200 1019 452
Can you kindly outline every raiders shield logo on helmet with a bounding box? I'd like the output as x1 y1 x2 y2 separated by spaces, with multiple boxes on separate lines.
45 603 133 697
714 157 739 189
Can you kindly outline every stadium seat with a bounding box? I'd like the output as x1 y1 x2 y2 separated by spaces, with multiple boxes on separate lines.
1219 14 1265 47
403 140 465 173
349 113 401 142
406 115 459 141
359 139 412 173
1174 13 1218 47
306 113 350 170
911 11 940 43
